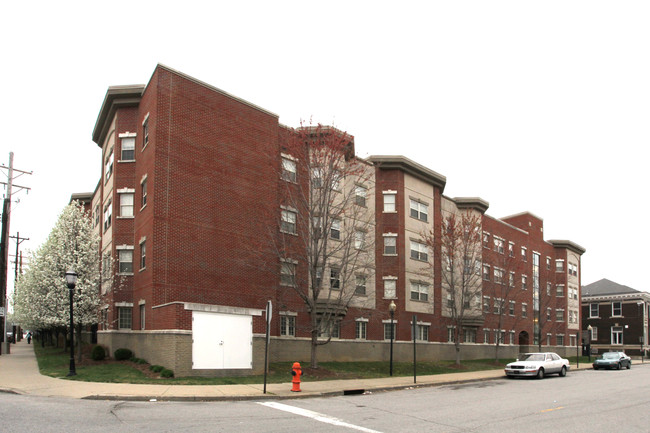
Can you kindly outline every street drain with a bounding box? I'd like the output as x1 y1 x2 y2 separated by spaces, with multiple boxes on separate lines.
343 389 365 395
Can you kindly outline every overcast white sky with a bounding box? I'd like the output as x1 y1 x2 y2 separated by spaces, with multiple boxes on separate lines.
1 1 648 294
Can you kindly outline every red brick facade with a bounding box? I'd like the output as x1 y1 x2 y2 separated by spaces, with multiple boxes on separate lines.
86 65 584 374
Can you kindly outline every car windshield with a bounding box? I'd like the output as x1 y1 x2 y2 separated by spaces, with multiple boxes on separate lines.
602 353 619 359
520 354 545 362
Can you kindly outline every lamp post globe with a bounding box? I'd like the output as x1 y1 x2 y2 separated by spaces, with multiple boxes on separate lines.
65 270 77 376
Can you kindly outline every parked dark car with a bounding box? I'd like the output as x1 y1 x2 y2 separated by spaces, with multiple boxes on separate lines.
592 351 631 370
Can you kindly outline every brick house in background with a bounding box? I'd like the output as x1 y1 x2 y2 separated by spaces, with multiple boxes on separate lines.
81 64 585 376
582 279 649 356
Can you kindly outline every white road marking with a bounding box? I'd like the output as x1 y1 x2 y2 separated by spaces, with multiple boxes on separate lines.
258 401 383 433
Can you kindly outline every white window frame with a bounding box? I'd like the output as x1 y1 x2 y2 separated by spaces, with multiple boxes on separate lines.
383 191 397 213
383 276 397 299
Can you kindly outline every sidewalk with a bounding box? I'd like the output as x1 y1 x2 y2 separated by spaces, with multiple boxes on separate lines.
0 339 599 401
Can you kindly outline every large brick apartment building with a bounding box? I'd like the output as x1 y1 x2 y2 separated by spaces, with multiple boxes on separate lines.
83 65 585 376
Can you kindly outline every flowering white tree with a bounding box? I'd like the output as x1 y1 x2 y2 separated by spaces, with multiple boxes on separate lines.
13 202 107 359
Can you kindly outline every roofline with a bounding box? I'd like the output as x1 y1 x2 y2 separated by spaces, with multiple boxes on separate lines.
453 197 490 214
155 64 279 119
92 85 145 146
582 293 650 302
500 211 544 222
548 239 586 255
367 155 446 192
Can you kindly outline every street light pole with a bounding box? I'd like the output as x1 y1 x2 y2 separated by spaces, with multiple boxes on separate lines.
389 300 396 376
65 270 77 376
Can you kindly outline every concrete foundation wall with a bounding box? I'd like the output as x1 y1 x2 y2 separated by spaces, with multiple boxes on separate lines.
98 331 580 377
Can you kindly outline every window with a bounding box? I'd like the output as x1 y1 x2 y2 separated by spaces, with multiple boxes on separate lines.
509 301 515 316
590 303 599 318
508 242 514 257
495 330 505 344
384 322 396 340
555 259 565 272
330 169 342 191
383 192 396 212
464 328 477 343
140 304 145 330
355 320 367 339
483 232 490 248
280 314 296 336
521 275 527 290
509 331 516 345
522 303 528 318
94 204 100 227
318 320 340 339
281 209 297 234
139 240 146 270
330 219 341 240
121 137 135 161
546 307 552 321
104 149 114 182
556 309 565 322
612 301 622 317
568 262 578 276
354 230 366 249
103 200 112 231
509 272 516 287
483 296 490 313
546 257 551 270
311 168 323 188
281 156 297 182
102 252 111 279
118 307 132 329
414 323 429 341
447 327 456 343
493 298 502 315
482 265 490 281
569 310 578 324
355 275 367 295
556 284 564 297
410 240 428 261
409 199 428 222
119 193 134 217
546 333 552 345
611 326 623 345
493 237 504 254
141 177 148 208
315 267 323 288
591 326 598 341
355 185 367 206
521 247 527 261
383 278 396 298
142 116 149 148
410 281 429 302
494 268 504 285
546 282 552 296
557 335 564 346
280 261 296 286
330 267 341 289
384 235 397 255
118 249 133 274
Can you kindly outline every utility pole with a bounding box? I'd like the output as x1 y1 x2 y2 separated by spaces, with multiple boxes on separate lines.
0 152 32 355
10 233 29 282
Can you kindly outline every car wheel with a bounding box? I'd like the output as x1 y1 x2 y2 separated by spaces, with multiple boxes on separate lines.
626 362 631 370
559 366 567 377
617 363 621 370
593 366 598 370
536 368 545 379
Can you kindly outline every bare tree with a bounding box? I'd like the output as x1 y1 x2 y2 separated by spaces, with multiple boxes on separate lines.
271 122 375 368
483 246 526 361
424 211 483 366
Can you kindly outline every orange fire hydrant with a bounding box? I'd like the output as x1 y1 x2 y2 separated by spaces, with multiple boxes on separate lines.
291 362 302 392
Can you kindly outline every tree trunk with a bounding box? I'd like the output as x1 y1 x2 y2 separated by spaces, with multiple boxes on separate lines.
455 341 461 366
495 342 500 362
310 330 319 369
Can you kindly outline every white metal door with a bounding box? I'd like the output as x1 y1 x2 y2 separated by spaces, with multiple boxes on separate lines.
192 311 252 369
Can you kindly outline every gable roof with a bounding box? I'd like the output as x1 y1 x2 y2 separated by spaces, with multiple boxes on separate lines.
582 278 639 297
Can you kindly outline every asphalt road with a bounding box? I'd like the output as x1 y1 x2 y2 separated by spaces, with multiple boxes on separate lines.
1 365 649 432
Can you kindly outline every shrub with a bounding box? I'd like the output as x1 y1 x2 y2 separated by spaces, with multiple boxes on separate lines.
90 345 106 361
161 369 174 378
150 365 164 373
114 348 133 361
136 358 148 365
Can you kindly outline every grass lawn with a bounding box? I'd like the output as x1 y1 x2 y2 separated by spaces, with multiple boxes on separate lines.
33 344 593 385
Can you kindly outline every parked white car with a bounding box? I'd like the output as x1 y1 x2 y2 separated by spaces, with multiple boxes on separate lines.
504 352 570 379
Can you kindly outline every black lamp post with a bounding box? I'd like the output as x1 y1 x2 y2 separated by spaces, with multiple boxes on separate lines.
587 325 593 362
65 270 77 376
389 300 396 376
